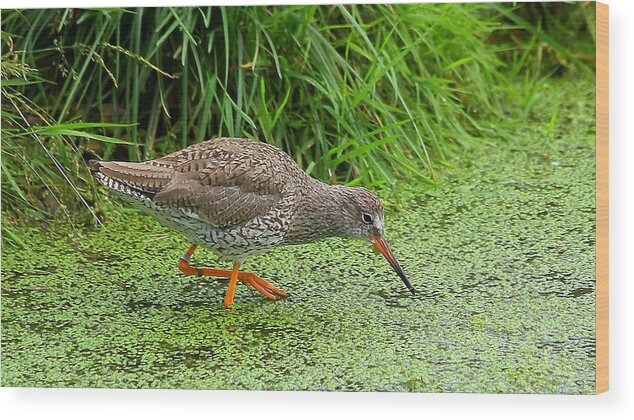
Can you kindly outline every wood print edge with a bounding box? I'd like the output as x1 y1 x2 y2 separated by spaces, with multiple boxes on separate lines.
595 0 609 395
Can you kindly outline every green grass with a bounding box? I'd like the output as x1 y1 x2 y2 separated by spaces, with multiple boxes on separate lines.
0 3 595 243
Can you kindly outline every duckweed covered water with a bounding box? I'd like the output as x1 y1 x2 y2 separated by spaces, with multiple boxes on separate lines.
1 81 596 393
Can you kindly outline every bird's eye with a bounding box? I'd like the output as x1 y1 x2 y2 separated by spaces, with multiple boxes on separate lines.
362 213 373 224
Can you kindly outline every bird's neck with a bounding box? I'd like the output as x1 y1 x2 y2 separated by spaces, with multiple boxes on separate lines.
284 182 353 245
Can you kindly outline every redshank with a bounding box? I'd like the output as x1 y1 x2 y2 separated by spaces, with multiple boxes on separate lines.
90 137 414 306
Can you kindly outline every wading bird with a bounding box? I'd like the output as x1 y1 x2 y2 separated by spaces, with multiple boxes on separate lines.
91 137 414 307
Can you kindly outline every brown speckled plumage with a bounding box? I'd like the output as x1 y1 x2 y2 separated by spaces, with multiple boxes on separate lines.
91 137 414 305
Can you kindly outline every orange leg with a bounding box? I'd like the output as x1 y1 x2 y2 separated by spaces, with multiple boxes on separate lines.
224 262 240 307
177 244 288 305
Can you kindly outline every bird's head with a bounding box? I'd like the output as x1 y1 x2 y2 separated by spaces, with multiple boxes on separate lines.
334 186 416 294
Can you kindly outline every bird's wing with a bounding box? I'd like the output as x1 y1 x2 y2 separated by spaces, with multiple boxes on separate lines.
152 139 290 228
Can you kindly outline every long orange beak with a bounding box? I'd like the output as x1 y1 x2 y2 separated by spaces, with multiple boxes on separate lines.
372 236 416 294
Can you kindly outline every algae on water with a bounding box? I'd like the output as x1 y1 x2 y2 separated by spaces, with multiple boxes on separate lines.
1 79 596 393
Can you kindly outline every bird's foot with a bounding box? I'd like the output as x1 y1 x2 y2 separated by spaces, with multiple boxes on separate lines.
177 245 287 303
238 272 289 301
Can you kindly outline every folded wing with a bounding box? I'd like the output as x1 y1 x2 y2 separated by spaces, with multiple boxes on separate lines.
93 138 288 228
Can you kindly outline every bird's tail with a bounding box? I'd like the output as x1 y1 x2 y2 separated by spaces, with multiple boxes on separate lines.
90 160 173 200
